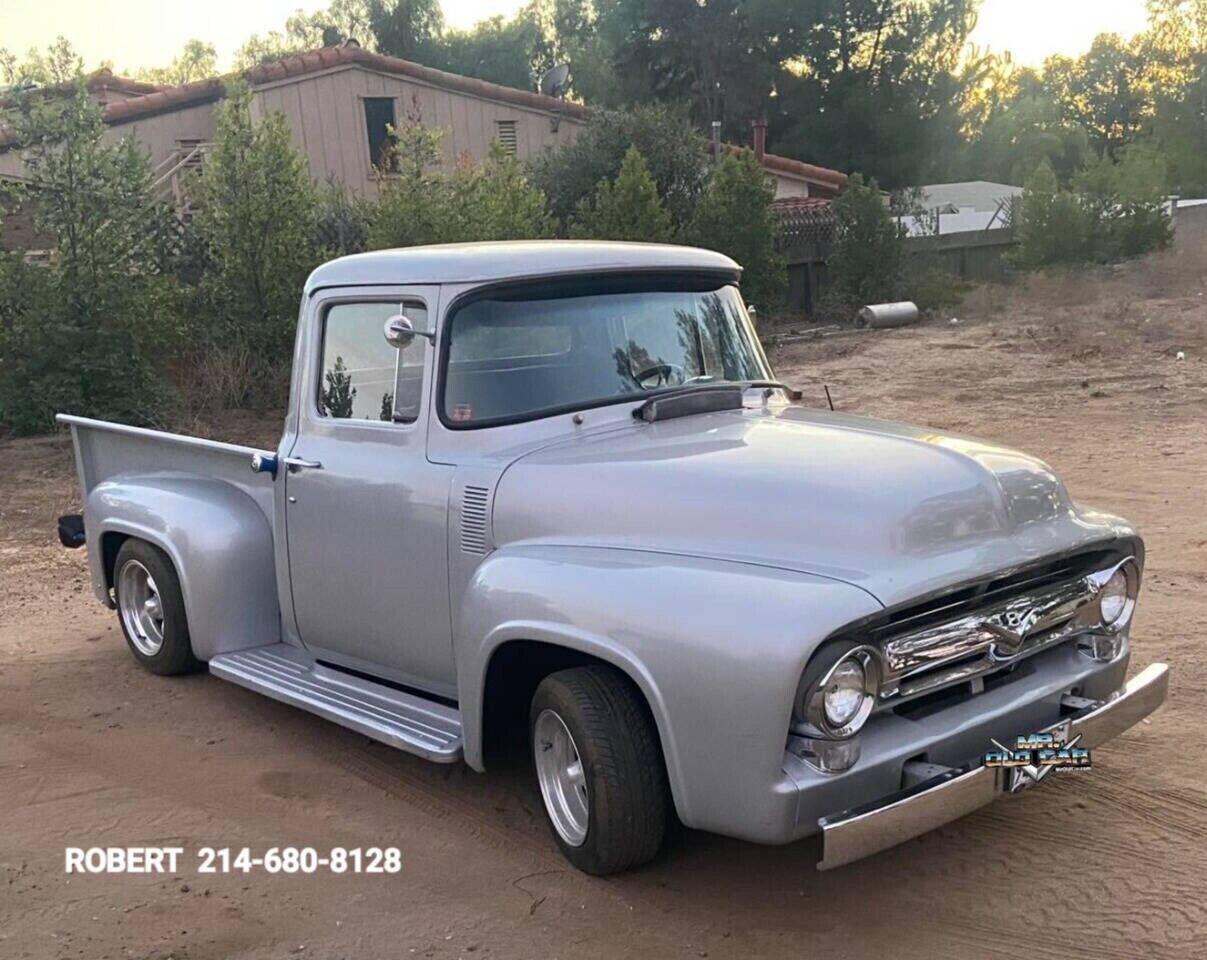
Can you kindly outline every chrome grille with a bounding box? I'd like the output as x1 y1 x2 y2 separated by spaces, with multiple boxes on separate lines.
865 549 1128 705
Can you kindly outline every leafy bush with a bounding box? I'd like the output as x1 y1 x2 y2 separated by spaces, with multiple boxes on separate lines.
529 104 710 232
0 82 171 434
1076 144 1173 260
1015 149 1172 269
444 143 554 241
194 83 323 368
368 126 553 248
314 179 371 257
686 149 786 312
1012 160 1092 268
903 264 969 315
569 146 673 243
364 117 447 249
828 173 905 306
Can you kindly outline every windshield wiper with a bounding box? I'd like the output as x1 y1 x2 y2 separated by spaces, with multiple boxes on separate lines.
633 380 802 423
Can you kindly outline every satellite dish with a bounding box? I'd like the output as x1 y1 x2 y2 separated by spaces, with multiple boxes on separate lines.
539 63 572 99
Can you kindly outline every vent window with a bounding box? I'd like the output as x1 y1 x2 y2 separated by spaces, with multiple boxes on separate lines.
495 120 518 156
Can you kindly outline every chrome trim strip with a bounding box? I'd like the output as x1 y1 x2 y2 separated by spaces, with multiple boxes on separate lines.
817 662 1169 870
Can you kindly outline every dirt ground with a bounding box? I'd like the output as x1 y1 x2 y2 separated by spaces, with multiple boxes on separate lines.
2 245 1206 959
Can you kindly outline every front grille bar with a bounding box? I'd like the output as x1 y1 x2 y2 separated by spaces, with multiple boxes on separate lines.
876 561 1127 704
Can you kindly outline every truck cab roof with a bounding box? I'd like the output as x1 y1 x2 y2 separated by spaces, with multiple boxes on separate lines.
303 240 743 293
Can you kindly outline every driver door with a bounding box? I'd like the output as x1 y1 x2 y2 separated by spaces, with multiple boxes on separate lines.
283 287 456 697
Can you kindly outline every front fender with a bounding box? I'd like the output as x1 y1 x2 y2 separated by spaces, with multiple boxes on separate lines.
86 475 279 660
456 545 882 838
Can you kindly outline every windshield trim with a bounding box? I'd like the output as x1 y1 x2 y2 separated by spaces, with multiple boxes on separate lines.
435 273 769 432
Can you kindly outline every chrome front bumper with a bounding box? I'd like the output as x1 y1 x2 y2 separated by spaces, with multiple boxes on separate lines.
816 662 1170 870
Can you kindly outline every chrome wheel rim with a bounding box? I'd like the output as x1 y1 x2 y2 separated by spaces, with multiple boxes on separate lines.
117 560 165 656
534 709 589 847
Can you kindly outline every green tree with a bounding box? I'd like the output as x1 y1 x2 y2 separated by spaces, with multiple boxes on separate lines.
0 77 171 433
1012 160 1091 268
319 356 356 417
1043 34 1153 156
434 8 554 91
597 0 782 134
235 0 379 67
771 0 978 188
0 36 81 87
530 105 710 232
958 66 1093 185
367 0 445 61
1075 144 1173 259
137 40 217 85
368 126 553 248
365 116 448 249
446 142 555 241
569 146 673 242
828 173 904 306
687 149 785 311
194 83 321 366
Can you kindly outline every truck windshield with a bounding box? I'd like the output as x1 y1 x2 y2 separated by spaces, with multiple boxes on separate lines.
441 280 766 427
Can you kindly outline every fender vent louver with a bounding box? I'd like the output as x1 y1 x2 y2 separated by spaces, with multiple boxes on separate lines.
460 485 492 555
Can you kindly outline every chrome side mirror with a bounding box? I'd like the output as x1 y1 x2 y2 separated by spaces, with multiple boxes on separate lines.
384 314 416 349
383 314 435 349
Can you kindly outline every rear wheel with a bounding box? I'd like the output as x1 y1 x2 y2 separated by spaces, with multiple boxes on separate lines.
530 665 667 875
114 539 201 675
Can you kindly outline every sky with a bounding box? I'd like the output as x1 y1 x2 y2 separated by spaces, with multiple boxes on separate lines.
0 0 1153 76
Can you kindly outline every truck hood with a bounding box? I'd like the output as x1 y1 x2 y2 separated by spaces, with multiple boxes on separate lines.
491 404 1135 608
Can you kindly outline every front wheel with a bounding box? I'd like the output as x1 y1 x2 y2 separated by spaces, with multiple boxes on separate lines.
114 539 201 676
530 665 668 875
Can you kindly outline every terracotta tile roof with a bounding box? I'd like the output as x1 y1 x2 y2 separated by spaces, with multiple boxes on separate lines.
101 77 227 124
246 44 593 120
760 152 847 189
85 69 168 98
771 196 835 212
95 41 591 131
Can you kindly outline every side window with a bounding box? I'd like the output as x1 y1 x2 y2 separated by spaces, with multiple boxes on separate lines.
319 302 427 423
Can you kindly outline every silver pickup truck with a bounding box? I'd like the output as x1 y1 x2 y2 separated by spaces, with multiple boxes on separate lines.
58 241 1169 875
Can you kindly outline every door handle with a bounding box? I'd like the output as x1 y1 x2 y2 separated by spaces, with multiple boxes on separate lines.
283 457 323 472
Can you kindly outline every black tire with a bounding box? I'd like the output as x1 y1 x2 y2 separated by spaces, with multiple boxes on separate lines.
113 539 201 676
529 665 668 875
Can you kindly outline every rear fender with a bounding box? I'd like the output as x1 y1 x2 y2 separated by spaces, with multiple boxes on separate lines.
86 475 279 660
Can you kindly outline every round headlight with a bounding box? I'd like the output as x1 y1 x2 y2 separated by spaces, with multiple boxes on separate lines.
823 659 867 727
1096 561 1138 631
1099 569 1129 624
795 645 881 740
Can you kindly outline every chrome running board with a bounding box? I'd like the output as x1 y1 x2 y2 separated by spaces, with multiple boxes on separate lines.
209 644 463 762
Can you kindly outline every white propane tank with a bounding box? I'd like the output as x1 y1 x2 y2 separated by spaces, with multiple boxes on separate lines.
856 301 920 329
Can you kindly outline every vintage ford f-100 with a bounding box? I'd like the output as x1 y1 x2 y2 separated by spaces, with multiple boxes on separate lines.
58 241 1169 874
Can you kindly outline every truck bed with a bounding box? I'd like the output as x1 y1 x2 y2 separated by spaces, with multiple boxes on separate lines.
57 414 278 529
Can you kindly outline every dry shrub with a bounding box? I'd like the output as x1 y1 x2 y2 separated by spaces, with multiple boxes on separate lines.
172 346 258 418
958 234 1207 322
1114 231 1207 301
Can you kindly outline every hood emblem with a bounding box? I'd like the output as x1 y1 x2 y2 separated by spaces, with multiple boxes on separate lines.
984 601 1038 658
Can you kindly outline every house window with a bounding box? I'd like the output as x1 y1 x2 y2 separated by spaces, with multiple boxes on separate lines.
495 120 518 156
363 97 397 171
